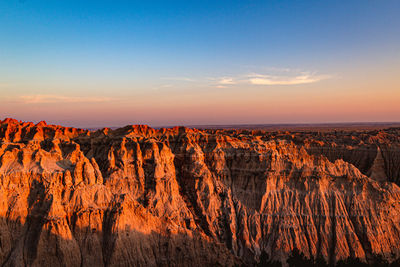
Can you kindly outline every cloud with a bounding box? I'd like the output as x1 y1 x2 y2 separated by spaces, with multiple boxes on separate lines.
152 84 174 91
162 68 331 89
20 94 115 104
247 73 330 86
217 77 236 85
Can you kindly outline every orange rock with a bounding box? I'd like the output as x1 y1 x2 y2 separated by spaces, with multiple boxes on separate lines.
0 119 400 266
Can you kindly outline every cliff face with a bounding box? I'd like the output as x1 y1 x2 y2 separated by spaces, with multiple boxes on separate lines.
1 118 400 266
298 129 400 185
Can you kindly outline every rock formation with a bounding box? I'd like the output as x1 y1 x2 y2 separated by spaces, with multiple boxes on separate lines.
1 118 400 266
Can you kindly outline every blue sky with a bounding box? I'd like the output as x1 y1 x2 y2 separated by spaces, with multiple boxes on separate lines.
0 0 399 127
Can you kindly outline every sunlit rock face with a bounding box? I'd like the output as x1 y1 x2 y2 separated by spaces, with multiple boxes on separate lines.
1 118 400 266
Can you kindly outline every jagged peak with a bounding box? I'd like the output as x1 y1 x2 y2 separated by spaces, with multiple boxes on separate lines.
35 120 47 127
1 118 20 124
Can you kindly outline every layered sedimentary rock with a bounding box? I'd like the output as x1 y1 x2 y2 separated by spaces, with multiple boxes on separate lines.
0 118 400 266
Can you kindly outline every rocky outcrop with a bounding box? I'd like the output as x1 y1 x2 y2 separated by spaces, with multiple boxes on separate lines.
293 128 400 185
1 118 400 266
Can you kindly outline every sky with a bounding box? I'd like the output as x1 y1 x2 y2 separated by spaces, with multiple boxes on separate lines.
0 0 399 127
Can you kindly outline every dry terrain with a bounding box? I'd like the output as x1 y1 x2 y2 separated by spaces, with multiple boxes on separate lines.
1 118 400 266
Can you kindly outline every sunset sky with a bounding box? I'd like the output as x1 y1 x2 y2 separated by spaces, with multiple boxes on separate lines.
1 0 399 127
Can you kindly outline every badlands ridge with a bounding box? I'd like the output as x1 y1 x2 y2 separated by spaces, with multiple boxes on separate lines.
0 118 400 266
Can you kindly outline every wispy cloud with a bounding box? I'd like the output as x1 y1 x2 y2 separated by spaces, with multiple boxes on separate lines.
217 77 236 85
247 73 330 85
152 84 174 91
161 68 331 89
20 94 115 104
210 71 330 88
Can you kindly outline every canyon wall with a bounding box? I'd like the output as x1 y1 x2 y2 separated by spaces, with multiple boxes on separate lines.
1 118 400 266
